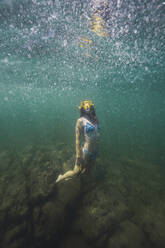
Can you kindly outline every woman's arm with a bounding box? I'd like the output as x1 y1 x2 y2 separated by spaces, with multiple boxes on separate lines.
75 119 82 164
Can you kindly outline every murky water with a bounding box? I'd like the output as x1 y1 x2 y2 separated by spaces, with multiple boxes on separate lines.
0 1 165 247
0 0 164 162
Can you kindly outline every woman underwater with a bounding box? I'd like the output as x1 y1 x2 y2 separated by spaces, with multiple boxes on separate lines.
56 100 100 183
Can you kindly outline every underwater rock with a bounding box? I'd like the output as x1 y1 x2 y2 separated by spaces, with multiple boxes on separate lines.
72 184 130 246
1 222 26 248
0 167 29 228
137 206 165 248
26 164 58 203
58 234 92 248
0 151 12 172
32 177 81 247
107 220 148 248
0 145 81 248
0 148 165 248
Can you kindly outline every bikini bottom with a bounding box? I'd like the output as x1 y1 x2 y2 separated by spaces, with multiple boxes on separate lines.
83 147 98 161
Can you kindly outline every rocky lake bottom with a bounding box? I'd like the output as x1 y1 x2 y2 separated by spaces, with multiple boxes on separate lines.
0 143 165 248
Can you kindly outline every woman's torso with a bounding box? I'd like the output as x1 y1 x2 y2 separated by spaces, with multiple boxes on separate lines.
79 117 100 153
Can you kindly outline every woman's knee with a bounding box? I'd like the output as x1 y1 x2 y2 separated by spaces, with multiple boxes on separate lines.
74 165 81 174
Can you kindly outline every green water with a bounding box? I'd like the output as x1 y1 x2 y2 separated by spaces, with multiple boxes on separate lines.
0 1 165 247
0 0 165 159
0 85 164 164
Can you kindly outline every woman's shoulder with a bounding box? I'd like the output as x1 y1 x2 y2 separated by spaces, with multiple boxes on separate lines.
77 117 88 127
76 117 84 126
77 117 84 123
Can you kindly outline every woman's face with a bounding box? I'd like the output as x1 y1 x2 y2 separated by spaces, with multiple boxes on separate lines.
80 100 94 112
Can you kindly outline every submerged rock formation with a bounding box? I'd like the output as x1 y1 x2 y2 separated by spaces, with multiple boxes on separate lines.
0 144 81 248
0 145 165 248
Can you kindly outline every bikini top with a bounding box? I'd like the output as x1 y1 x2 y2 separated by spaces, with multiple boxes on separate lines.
79 117 100 143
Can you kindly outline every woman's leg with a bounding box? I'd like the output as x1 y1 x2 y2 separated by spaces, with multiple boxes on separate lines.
56 164 82 183
82 147 96 174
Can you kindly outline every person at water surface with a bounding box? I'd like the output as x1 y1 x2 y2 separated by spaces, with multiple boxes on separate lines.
56 100 100 183
90 0 109 36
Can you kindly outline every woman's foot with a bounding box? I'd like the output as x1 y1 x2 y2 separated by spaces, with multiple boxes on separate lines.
81 168 86 174
56 174 63 183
